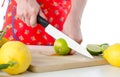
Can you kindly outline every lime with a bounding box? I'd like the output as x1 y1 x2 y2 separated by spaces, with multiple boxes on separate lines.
0 41 32 75
86 44 102 56
99 43 109 52
54 38 70 55
103 43 120 67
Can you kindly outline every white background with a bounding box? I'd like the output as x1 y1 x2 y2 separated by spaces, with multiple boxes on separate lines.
81 0 120 46
0 0 120 46
0 0 8 29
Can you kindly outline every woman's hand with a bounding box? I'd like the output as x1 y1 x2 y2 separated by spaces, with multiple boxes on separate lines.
15 0 40 27
62 0 87 55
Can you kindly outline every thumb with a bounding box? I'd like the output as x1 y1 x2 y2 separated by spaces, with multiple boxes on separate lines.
39 10 47 20
30 11 47 27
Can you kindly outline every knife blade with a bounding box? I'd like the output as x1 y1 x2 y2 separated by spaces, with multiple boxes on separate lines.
37 15 93 58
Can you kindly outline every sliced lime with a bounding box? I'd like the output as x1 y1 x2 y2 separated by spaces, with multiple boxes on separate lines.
99 43 109 52
86 44 102 56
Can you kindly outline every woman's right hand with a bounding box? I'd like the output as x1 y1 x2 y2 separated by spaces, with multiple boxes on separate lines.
15 0 40 27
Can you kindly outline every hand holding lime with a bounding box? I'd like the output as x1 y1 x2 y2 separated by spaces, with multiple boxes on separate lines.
54 38 71 55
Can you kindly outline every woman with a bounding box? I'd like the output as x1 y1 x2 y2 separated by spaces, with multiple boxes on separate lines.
2 0 87 55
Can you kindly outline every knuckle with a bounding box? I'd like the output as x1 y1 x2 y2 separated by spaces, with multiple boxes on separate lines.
31 8 38 14
24 12 28 16
75 37 82 44
17 13 22 17
70 35 82 44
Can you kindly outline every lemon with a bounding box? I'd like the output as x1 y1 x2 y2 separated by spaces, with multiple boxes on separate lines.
103 43 120 67
0 41 32 75
54 38 70 55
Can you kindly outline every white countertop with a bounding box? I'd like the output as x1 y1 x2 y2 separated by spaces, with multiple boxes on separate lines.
0 65 120 77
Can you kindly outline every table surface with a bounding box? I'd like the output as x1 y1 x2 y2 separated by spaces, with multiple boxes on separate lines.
0 65 120 77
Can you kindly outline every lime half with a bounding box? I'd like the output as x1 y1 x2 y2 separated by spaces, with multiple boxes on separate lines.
99 43 109 52
86 44 102 56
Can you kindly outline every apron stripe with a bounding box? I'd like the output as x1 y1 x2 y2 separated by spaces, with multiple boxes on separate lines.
11 7 19 40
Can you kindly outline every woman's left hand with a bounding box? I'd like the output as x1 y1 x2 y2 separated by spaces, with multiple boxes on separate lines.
62 0 87 55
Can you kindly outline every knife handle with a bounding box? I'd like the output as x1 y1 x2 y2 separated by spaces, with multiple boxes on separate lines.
37 15 49 28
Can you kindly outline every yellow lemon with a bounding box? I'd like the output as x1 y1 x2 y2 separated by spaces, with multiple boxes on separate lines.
0 41 32 75
103 43 120 67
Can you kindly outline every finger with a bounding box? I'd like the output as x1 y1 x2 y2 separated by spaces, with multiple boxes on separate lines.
75 37 82 44
78 39 83 44
30 14 37 27
21 16 25 22
24 13 30 26
39 10 47 20
25 17 30 26
70 35 83 44
17 14 25 22
68 50 76 55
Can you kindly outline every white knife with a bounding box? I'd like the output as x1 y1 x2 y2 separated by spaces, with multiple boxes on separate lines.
37 15 93 58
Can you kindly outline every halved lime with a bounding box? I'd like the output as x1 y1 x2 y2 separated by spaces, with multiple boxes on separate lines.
86 44 102 56
99 43 109 52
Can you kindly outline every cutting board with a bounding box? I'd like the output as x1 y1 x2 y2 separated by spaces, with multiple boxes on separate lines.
27 45 108 73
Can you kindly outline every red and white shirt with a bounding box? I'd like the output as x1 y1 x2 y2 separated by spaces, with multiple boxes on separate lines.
3 0 71 45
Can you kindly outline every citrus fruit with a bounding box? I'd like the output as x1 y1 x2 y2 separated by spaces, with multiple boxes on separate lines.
86 44 102 56
0 38 9 47
103 43 120 67
99 43 109 52
54 38 70 55
0 41 32 74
